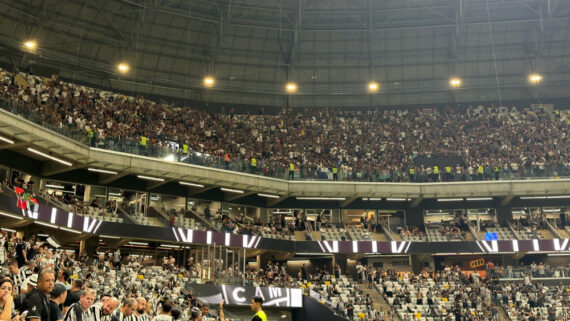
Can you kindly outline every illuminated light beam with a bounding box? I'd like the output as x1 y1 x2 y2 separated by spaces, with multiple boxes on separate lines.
225 233 231 246
372 241 377 253
352 241 358 253
51 208 57 223
67 213 74 228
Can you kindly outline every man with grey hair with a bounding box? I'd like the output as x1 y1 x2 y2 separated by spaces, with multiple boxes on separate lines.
63 288 97 321
26 269 55 321
111 297 138 321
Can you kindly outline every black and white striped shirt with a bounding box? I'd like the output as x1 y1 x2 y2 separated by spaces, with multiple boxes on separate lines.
10 268 27 294
63 303 98 321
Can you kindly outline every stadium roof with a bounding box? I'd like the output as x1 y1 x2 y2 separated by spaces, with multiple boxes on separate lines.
0 0 569 108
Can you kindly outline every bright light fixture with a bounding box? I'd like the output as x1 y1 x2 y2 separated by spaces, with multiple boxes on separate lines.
0 135 14 144
363 197 383 201
449 77 462 88
164 154 176 162
137 175 165 182
0 211 24 220
466 197 493 201
437 198 464 202
27 148 72 166
60 227 82 234
24 40 37 51
179 181 205 188
203 76 215 87
520 195 570 199
386 198 407 201
45 184 64 189
528 73 543 84
88 168 118 175
117 63 130 73
296 197 346 201
258 193 280 199
285 82 297 93
368 81 379 92
221 188 244 194
35 221 58 228
128 241 149 246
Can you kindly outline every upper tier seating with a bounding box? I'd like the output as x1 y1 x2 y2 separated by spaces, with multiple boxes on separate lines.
1 68 569 182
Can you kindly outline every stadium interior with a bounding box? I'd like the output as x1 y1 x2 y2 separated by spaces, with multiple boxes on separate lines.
0 0 569 321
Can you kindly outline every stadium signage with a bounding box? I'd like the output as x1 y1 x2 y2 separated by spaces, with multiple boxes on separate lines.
188 284 303 308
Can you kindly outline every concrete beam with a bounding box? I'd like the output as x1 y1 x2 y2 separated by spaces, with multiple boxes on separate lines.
189 186 218 196
99 171 131 185
411 198 424 208
146 179 172 190
340 197 358 207
41 162 86 177
0 142 29 150
267 196 290 207
501 193 514 206
225 191 255 202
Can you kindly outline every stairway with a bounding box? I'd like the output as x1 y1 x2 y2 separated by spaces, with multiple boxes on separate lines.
497 303 510 321
539 229 554 239
563 227 570 238
186 208 222 232
370 284 401 321
373 232 389 241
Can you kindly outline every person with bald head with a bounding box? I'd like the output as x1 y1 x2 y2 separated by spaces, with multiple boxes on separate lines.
91 296 119 321
111 297 137 321
134 297 149 321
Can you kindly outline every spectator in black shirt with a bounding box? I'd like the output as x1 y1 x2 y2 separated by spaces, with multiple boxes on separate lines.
64 280 83 310
26 269 55 321
50 283 67 321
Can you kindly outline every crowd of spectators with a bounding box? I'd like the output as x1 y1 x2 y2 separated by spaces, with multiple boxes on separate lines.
1 69 569 182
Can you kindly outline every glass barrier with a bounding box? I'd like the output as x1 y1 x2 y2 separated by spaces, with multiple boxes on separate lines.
496 266 570 278
2 99 570 182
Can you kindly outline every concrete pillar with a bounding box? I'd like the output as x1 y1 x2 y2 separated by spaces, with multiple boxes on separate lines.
495 202 513 225
404 206 424 228
83 185 91 202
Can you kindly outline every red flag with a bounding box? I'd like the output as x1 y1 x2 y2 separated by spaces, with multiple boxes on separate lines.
17 198 27 210
29 198 38 205
14 187 24 194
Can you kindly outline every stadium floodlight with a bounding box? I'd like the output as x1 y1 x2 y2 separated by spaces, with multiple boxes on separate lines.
203 76 215 87
27 148 72 166
117 63 130 74
449 77 462 88
368 81 379 92
221 187 244 194
24 40 37 51
528 73 543 84
285 82 298 93
0 135 14 144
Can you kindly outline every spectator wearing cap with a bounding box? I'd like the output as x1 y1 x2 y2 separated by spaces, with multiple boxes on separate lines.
250 297 266 321
63 287 96 321
26 269 55 321
50 283 68 321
